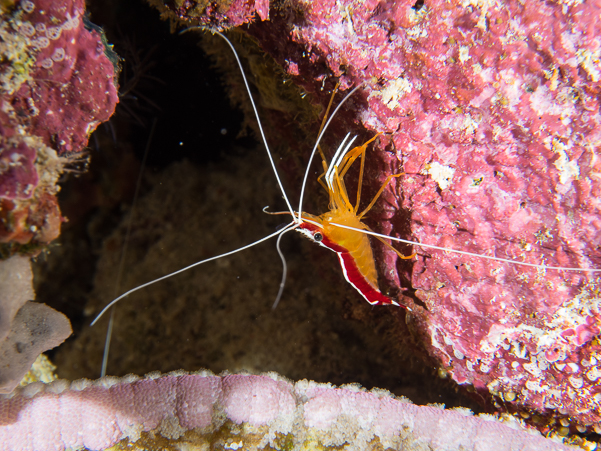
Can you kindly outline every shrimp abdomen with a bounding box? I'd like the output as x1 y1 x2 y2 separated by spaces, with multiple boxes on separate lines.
320 211 396 306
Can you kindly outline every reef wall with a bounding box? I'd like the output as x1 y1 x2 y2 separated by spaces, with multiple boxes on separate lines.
151 0 601 430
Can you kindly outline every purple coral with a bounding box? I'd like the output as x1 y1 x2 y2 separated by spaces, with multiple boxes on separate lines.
0 372 575 451
157 0 601 429
0 0 119 250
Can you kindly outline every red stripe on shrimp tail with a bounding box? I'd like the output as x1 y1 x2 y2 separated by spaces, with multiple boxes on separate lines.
336 250 399 307
297 221 401 307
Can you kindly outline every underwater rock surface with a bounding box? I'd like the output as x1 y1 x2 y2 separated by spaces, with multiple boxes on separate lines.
156 0 601 428
0 0 119 253
0 256 70 393
0 371 576 451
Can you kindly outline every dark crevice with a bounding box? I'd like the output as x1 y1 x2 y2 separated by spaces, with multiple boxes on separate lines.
412 0 425 11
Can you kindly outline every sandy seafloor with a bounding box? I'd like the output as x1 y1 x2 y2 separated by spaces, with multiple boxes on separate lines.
31 0 483 412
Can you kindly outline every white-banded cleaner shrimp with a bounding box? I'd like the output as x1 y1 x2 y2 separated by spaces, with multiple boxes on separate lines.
42 25 473 405
92 28 601 324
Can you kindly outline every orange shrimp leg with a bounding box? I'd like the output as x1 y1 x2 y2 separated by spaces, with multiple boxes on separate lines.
358 174 416 259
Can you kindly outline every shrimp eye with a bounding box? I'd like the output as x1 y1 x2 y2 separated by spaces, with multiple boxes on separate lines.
314 232 323 242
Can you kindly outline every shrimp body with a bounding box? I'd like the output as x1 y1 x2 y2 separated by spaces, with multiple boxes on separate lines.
298 210 395 306
295 133 408 307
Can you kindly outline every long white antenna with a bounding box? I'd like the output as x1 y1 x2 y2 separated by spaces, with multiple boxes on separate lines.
210 30 295 217
91 33 367 326
272 223 300 310
92 29 301 326
100 118 157 377
327 135 358 189
91 223 296 326
297 84 362 222
330 222 601 273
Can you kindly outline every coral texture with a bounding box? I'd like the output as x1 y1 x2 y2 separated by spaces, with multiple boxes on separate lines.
0 371 575 451
0 255 71 393
0 0 119 253
147 0 269 29
157 0 601 428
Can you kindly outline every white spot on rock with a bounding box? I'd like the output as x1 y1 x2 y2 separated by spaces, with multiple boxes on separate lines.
552 139 579 185
33 37 50 50
46 26 61 40
576 48 601 82
523 361 542 378
22 0 35 13
375 77 414 111
51 48 65 62
20 22 35 37
459 45 471 63
568 376 584 389
525 380 547 393
567 362 580 373
586 366 601 382
426 162 455 190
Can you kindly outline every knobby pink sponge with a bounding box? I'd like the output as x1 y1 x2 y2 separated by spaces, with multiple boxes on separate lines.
0 372 574 451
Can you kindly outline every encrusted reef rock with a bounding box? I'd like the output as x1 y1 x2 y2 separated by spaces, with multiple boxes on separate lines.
0 0 119 255
0 371 577 451
148 0 270 29
154 0 601 430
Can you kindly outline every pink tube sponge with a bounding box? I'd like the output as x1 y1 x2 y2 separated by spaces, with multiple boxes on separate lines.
0 372 576 451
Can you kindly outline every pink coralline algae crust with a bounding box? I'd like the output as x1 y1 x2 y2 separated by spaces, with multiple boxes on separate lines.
148 0 269 30
0 141 36 201
0 0 118 251
158 0 601 428
0 372 576 451
3 0 119 155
